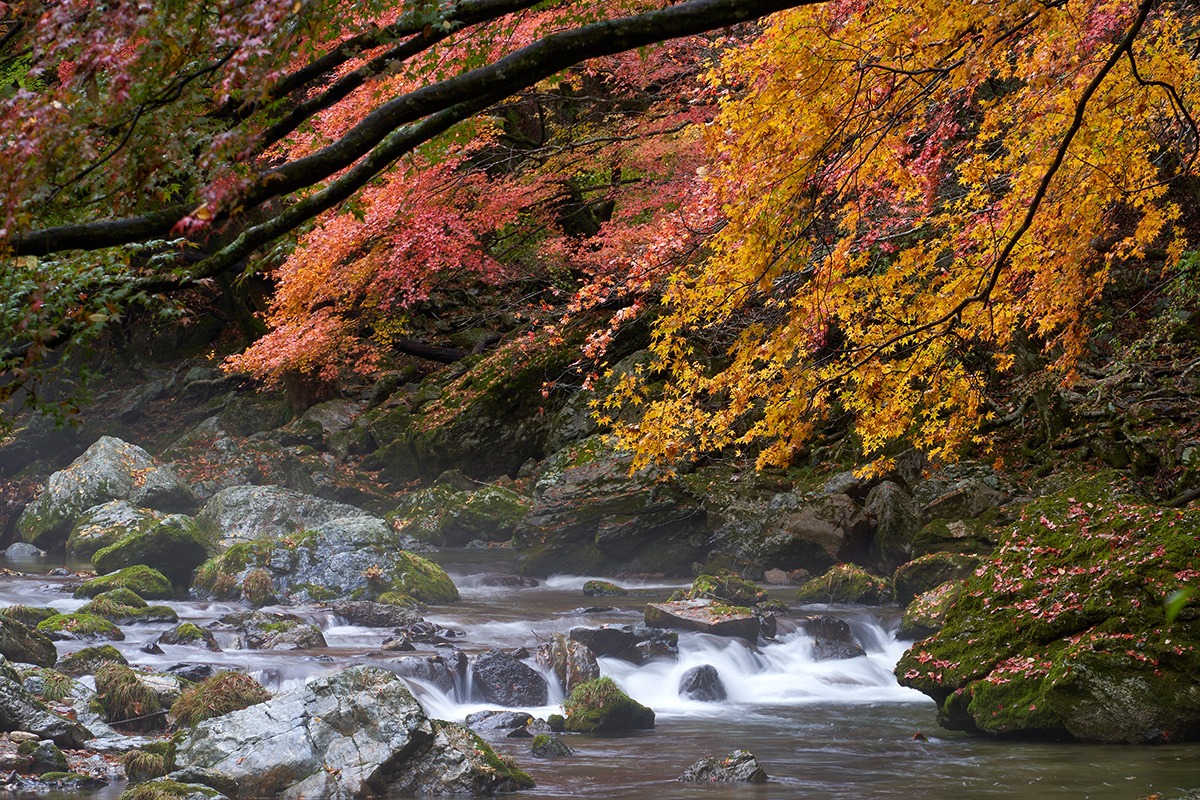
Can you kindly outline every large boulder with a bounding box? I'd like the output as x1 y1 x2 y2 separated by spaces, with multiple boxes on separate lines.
898 580 964 640
392 482 531 546
18 437 196 551
515 436 707 576
644 600 759 642
194 485 373 548
896 477 1200 742
472 649 548 707
65 501 165 561
175 665 531 797
893 552 981 603
193 516 458 605
92 514 210 587
74 565 175 599
866 481 922 571
0 618 57 667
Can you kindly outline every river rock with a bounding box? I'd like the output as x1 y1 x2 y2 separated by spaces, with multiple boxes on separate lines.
18 437 197 551
74 565 175 599
536 633 599 693
390 654 461 695
795 563 894 605
65 501 164 561
562 676 654 733
678 664 727 701
514 436 707 576
866 481 922 571
679 750 767 783
215 611 326 651
330 601 423 629
644 600 760 642
800 615 866 660
91 514 210 587
0 668 91 747
3 543 45 560
0 618 57 667
582 579 629 597
530 733 572 757
895 478 1200 743
194 484 372 547
682 572 767 606
392 483 531 547
893 552 981 603
568 625 640 661
175 665 530 797
193 515 458 606
159 623 222 652
472 649 548 707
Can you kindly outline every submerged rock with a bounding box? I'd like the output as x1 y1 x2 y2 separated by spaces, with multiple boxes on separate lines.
644 599 760 642
18 437 196 551
679 750 767 783
895 477 1200 743
175 665 531 797
530 733 572 758
678 665 726 702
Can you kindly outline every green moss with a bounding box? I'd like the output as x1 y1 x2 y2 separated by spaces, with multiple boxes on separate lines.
795 563 894 605
895 474 1200 742
292 582 340 603
56 644 128 677
0 605 58 627
92 516 210 587
386 551 459 604
37 612 124 641
462 726 535 789
686 572 767 606
582 579 629 597
119 779 221 800
170 671 270 727
19 667 75 701
563 676 655 733
93 588 148 608
75 566 174 600
80 593 178 625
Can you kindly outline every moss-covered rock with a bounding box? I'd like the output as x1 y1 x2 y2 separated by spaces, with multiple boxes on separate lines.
582 580 629 597
158 623 220 652
56 644 128 677
898 580 964 640
0 616 58 666
682 572 768 607
80 590 178 625
66 501 164 561
795 563 894 605
0 605 58 628
118 778 224 800
94 662 164 732
911 516 999 558
563 676 654 733
893 553 982 603
391 483 531 546
36 612 124 641
92 515 210 587
18 667 76 701
75 565 174 600
895 476 1200 743
193 524 458 606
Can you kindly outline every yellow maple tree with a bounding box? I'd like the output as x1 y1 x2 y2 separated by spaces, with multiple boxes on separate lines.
607 0 1197 470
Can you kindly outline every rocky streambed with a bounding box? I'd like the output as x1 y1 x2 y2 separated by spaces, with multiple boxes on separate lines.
0 552 1196 800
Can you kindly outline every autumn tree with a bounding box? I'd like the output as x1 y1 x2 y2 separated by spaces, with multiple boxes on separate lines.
601 0 1200 471
0 0 810 420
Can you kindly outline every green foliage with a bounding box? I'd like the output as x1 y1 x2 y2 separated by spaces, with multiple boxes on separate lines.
170 671 270 727
121 749 171 783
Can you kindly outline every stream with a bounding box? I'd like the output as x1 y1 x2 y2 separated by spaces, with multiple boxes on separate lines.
3 548 1198 800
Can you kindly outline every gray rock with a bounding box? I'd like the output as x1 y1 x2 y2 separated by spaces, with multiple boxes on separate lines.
0 672 91 747
678 665 726 702
66 501 164 560
330 601 422 629
18 437 196 551
91 513 210 586
176 665 526 798
195 485 372 548
215 611 326 651
27 739 67 774
800 615 866 661
472 649 548 707
866 481 921 571
390 655 461 696
535 633 599 693
680 750 767 783
530 733 573 758
568 625 640 662
3 543 45 560
644 600 760 642
0 617 57 667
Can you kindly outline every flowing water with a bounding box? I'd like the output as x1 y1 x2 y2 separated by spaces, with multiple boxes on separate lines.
3 550 1198 800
